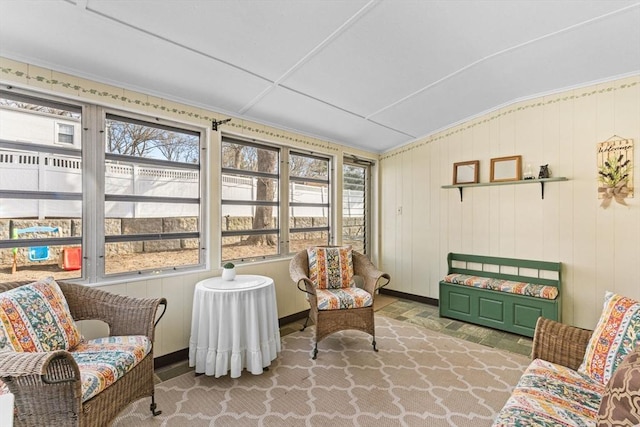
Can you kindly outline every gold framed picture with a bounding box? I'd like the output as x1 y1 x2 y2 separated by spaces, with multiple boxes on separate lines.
490 155 522 182
453 160 480 185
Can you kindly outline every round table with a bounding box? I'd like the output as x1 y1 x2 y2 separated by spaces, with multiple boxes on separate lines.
188 275 281 378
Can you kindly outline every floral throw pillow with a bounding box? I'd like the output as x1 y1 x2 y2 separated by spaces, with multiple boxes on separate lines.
578 292 640 384
0 277 82 352
307 246 354 290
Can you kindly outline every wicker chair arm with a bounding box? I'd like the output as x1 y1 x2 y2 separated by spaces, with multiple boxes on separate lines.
290 251 317 296
531 317 593 370
0 350 78 380
353 251 391 296
57 281 167 339
295 278 317 296
0 350 82 425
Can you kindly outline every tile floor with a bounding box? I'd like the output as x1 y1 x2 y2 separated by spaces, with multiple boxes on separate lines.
156 295 533 382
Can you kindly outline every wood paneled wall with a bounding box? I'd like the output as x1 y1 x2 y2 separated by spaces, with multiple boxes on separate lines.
380 75 640 330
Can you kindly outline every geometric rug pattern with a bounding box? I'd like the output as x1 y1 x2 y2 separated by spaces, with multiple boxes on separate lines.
113 315 529 427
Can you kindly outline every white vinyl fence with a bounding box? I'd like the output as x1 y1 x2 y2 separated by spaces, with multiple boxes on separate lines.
1 150 364 219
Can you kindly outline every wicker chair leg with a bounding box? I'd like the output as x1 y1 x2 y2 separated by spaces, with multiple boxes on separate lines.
301 315 310 332
372 338 378 352
150 395 162 416
312 343 318 360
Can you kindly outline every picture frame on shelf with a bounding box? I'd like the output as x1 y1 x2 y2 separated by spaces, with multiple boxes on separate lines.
490 155 522 182
453 160 479 185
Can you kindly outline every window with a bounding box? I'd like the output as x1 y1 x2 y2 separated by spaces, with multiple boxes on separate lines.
221 137 280 261
103 114 203 276
343 159 370 254
289 152 330 253
56 123 74 144
0 89 205 283
0 91 83 282
221 136 332 262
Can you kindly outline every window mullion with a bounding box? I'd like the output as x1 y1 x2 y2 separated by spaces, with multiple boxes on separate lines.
85 104 103 281
281 149 290 254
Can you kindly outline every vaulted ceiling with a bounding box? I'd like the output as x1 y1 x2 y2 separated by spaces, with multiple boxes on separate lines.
1 0 639 153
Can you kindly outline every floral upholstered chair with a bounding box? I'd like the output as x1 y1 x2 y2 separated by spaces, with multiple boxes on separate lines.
289 246 390 359
0 277 166 427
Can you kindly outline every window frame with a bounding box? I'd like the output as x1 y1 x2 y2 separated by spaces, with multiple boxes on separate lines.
220 134 333 264
55 122 75 145
288 150 332 254
220 136 282 263
98 110 206 279
343 157 372 255
0 90 84 275
0 88 208 284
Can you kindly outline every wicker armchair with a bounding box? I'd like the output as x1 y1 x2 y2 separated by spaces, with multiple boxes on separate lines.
0 280 167 427
290 249 390 359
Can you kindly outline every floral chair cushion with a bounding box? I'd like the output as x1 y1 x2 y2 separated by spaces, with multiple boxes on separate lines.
578 292 640 384
72 335 151 402
0 277 82 352
316 287 373 310
307 246 354 290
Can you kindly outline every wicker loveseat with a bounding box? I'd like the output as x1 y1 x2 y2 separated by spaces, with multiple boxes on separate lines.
0 278 167 427
494 292 640 426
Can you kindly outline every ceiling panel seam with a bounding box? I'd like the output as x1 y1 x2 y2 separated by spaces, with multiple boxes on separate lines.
84 4 273 85
276 84 417 138
238 0 380 115
365 2 640 121
70 0 87 8
365 119 416 139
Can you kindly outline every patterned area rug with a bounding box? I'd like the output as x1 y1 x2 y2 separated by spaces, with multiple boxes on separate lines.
113 315 529 426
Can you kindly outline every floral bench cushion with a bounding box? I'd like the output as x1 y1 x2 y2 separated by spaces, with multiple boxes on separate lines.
443 273 559 300
72 335 151 402
316 287 373 310
493 358 605 427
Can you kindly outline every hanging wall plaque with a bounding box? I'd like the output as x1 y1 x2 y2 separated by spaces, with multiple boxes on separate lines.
597 136 634 208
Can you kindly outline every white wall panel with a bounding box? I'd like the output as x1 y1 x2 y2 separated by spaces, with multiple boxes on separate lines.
380 152 399 289
557 93 576 323
411 144 429 296
399 151 413 293
428 142 444 297
471 122 491 256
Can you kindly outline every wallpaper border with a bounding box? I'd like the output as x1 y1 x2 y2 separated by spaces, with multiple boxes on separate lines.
0 65 339 153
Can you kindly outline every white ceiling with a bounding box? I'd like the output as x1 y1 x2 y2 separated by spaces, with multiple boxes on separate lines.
1 0 639 153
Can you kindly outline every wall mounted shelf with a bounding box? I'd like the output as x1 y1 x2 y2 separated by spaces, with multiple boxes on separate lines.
442 177 569 201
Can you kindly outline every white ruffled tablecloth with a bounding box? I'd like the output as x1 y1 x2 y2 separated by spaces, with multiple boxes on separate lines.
188 275 281 378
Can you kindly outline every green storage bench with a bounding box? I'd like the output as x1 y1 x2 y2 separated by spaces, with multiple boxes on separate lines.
439 253 561 337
